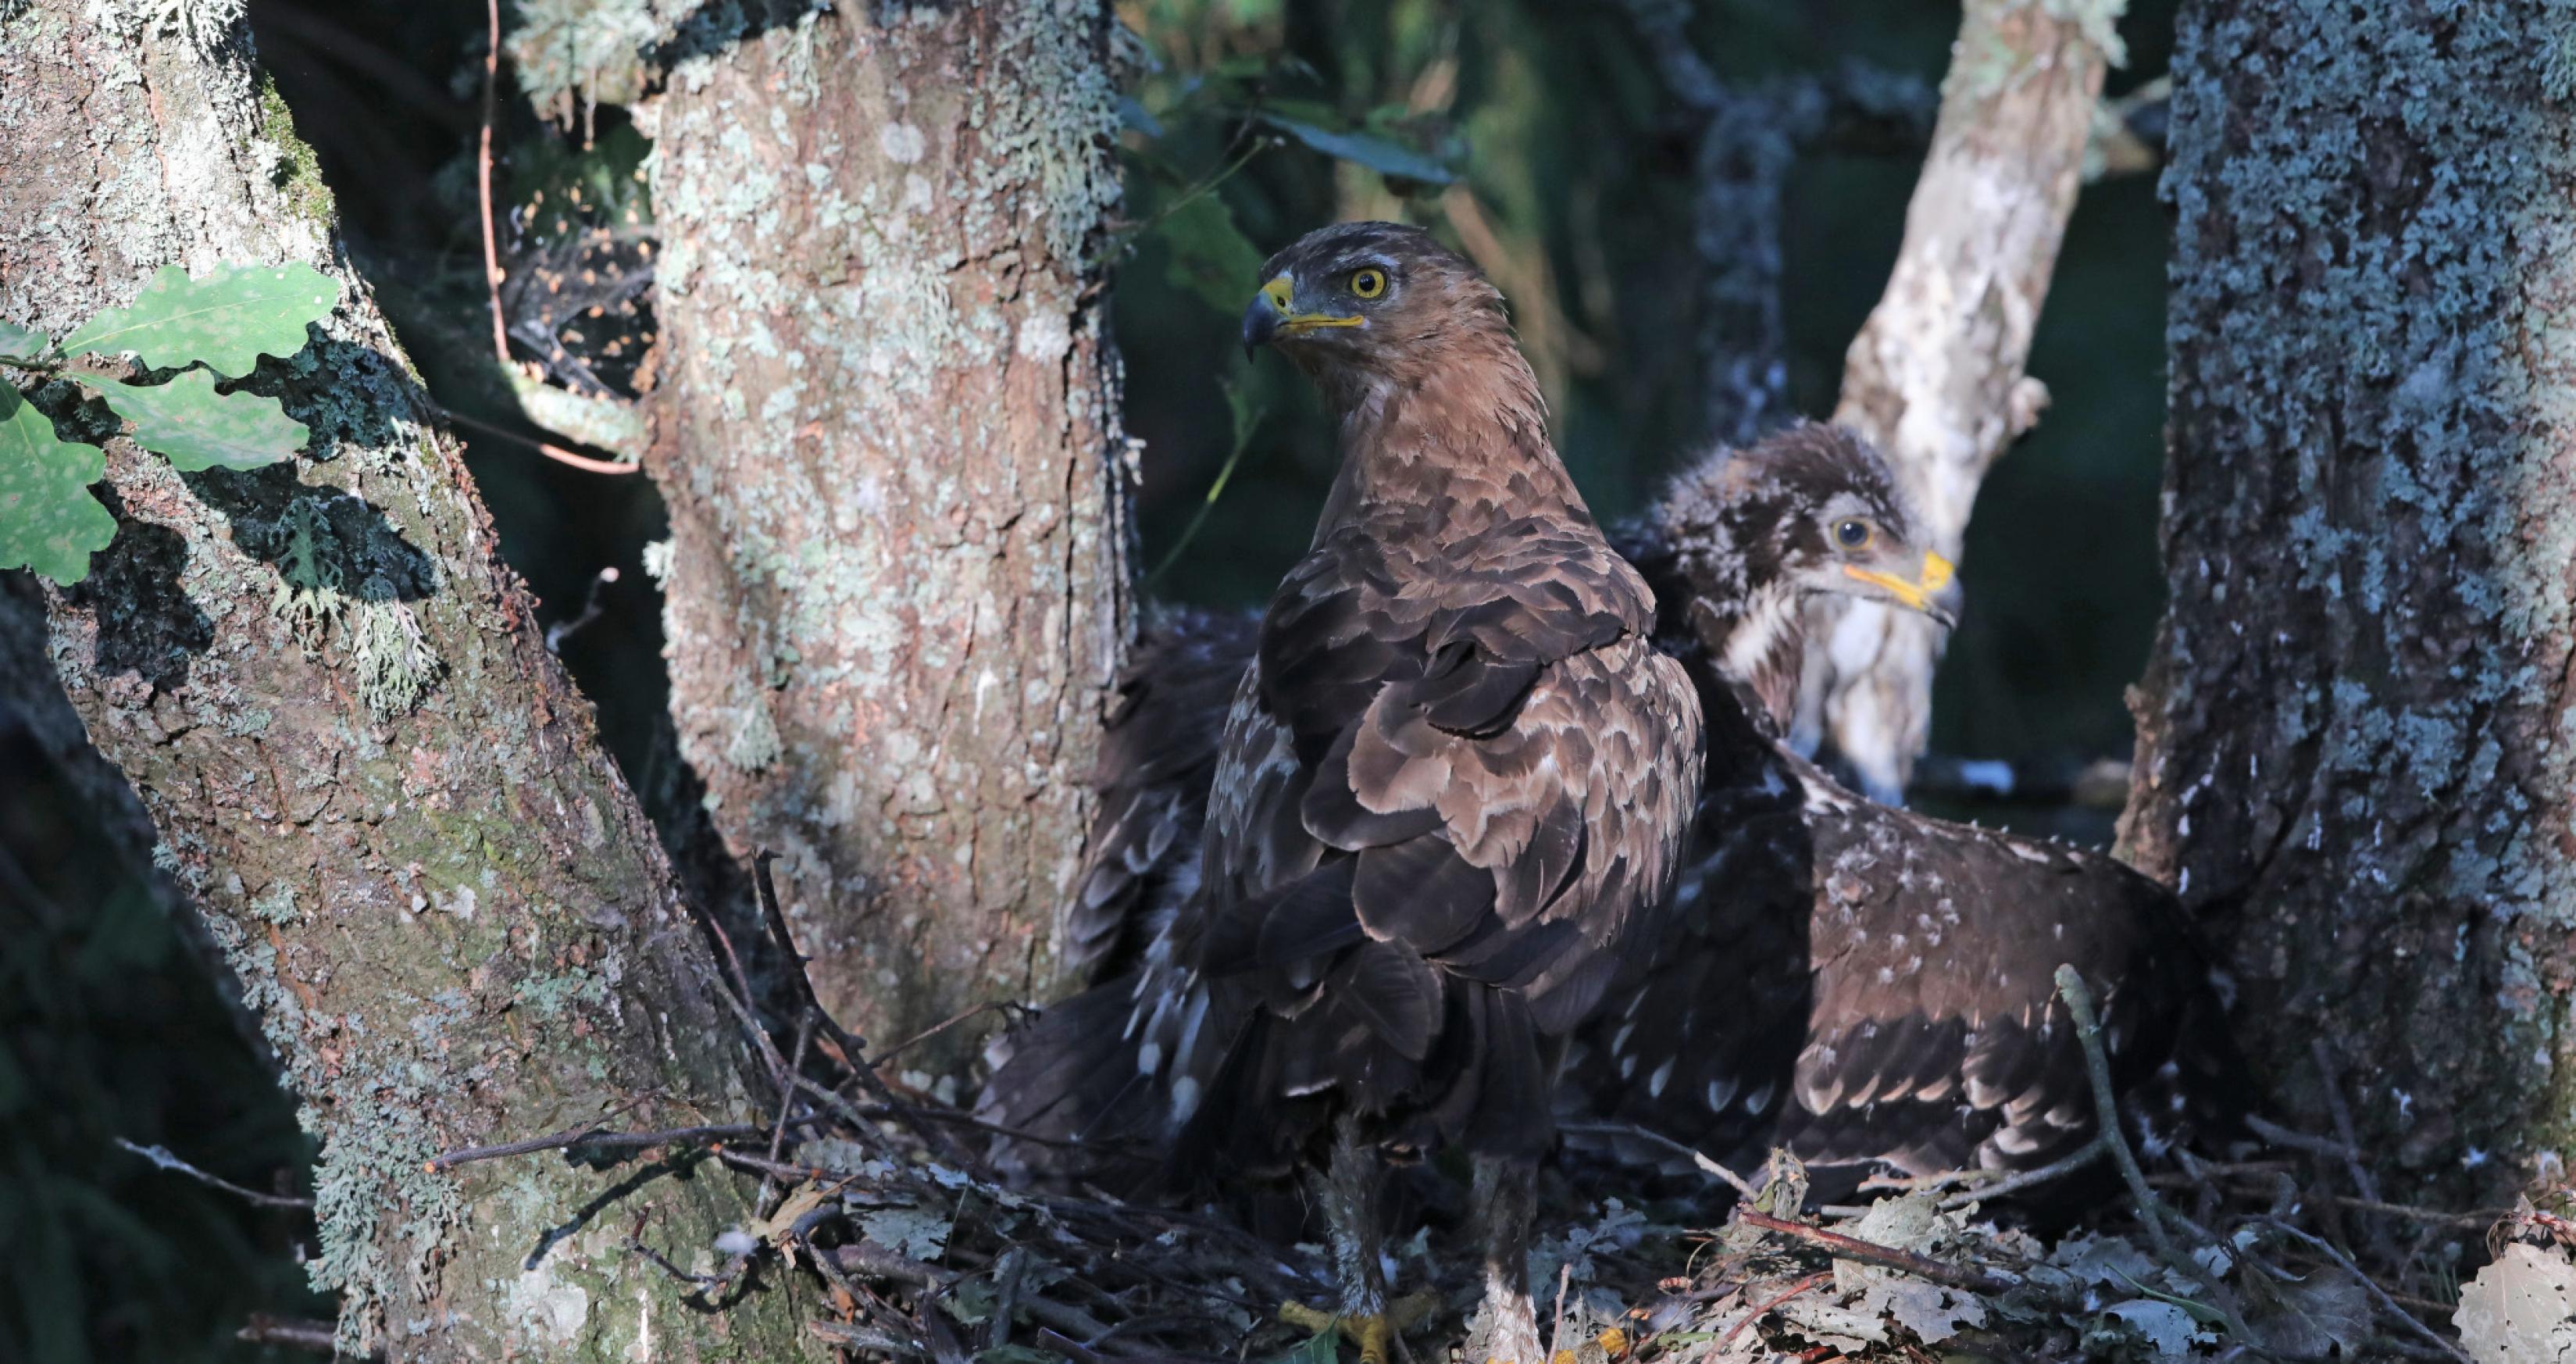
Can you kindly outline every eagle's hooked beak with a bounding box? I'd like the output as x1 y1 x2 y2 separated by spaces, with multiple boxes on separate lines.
1242 273 1362 358
1843 551 1961 628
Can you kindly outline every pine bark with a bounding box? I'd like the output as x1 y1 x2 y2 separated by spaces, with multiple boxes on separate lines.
2125 0 2576 1194
0 5 815 1358
1809 0 2114 798
641 3 1131 1049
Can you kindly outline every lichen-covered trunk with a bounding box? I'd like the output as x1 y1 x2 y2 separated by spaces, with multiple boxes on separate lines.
0 5 814 1358
2124 0 2576 1196
643 4 1129 1048
1807 0 2112 800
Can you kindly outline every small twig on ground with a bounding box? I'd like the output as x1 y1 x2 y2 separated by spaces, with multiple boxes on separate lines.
1718 1272 1832 1348
1734 1210 2014 1295
744 850 983 1175
2262 1217 2473 1364
871 1001 1018 1068
2311 1037 2400 1263
2055 966 2264 1352
1548 1260 1573 1364
1854 1138 2110 1210
478 0 508 365
1557 1120 1762 1200
114 1137 313 1210
426 1119 809 1173
2246 1114 2357 1159
759 1012 815 1213
2054 966 2178 1266
708 1145 831 1184
238 1315 373 1358
625 1207 731 1286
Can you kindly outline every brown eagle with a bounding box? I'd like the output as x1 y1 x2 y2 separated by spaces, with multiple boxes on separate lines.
986 223 1703 1364
1576 424 2246 1197
989 423 2244 1223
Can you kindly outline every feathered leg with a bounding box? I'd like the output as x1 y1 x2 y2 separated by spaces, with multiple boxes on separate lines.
1461 1154 1543 1364
1276 1112 1399 1363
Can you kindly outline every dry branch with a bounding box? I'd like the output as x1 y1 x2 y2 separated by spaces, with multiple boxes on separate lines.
1811 0 2120 798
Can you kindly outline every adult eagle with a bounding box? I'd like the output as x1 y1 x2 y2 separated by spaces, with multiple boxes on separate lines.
987 223 1703 1364
989 423 2243 1221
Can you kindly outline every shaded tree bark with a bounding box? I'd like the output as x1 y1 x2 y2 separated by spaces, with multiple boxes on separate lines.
640 3 1130 1048
0 5 815 1358
2125 0 2576 1195
1808 0 2116 799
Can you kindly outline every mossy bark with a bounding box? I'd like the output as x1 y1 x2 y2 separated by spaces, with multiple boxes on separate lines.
0 5 818 1358
641 3 1131 1053
2124 0 2576 1197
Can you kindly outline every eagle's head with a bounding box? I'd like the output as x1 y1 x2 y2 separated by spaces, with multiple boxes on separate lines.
1239 221 1508 384
1647 423 1960 728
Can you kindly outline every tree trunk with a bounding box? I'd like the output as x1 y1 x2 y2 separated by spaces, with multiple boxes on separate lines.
2125 0 2576 1195
1810 0 2114 799
0 6 815 1358
641 3 1130 1049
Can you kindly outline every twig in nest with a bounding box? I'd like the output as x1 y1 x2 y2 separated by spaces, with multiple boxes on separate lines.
1855 1138 2110 1210
2055 966 2271 1355
426 1119 813 1173
114 1137 313 1210
2053 965 2181 1269
1734 1211 2013 1296
1718 1272 1832 1348
1557 1120 1762 1200
759 1011 815 1213
626 1207 733 1287
2246 1114 2357 1159
2261 1218 2474 1364
238 1315 373 1358
2311 1037 2400 1263
747 850 982 1174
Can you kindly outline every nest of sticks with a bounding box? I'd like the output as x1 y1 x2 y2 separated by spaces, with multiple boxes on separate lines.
407 857 2561 1364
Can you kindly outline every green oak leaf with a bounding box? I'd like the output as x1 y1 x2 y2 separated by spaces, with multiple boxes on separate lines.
62 262 339 377
0 387 116 585
0 320 48 363
102 368 309 471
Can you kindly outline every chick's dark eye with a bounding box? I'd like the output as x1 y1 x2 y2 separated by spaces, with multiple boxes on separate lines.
1835 519 1874 550
1349 267 1387 299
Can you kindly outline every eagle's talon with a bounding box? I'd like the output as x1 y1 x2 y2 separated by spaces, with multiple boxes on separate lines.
1276 1302 1400 1364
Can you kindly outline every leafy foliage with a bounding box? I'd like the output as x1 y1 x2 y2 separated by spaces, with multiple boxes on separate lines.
61 262 337 377
0 320 46 363
0 389 116 585
105 369 313 473
0 263 338 584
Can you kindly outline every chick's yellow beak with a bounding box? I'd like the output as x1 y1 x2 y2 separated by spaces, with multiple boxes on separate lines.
1843 551 1960 627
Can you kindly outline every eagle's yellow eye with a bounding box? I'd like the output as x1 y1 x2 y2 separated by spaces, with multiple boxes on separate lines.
1349 267 1387 299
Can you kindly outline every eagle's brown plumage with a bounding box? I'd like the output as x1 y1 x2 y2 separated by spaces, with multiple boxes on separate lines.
985 222 1702 1362
990 422 2245 1227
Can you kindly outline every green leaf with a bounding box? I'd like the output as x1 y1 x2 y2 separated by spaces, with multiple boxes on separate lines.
1254 111 1455 186
0 320 48 363
0 387 115 585
1157 191 1268 319
62 262 338 377
98 368 308 471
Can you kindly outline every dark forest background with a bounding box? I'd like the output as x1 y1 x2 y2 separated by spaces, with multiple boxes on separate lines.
1 0 2178 1357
